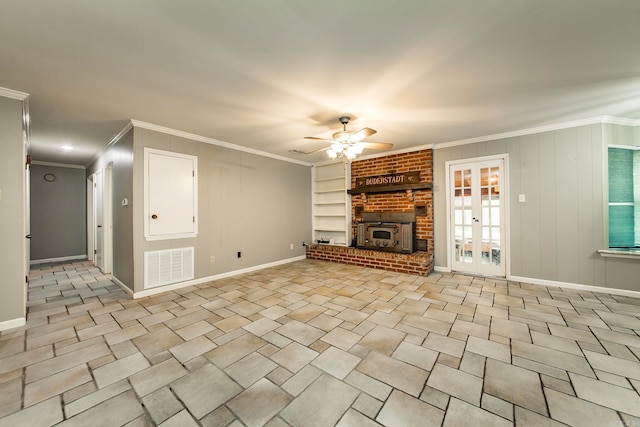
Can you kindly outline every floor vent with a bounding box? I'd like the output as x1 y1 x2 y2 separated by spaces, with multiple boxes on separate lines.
144 247 194 289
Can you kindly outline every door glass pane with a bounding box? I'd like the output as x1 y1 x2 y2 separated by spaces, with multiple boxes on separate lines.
480 166 501 266
454 170 462 188
454 168 473 263
481 168 489 186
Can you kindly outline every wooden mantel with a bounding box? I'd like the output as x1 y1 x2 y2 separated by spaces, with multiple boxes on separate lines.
347 182 432 195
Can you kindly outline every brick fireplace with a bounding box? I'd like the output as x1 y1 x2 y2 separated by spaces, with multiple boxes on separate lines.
350 149 433 252
306 149 434 275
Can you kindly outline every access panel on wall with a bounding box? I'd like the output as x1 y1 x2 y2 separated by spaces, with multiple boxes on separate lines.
144 148 198 240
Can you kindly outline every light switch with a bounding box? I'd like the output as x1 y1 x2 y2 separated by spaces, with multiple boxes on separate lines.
122 198 128 206
518 194 526 203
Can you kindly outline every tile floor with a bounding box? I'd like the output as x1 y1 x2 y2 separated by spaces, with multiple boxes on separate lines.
1 259 640 426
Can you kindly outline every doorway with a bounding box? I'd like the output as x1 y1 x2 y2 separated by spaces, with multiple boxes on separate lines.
447 156 507 277
90 165 113 274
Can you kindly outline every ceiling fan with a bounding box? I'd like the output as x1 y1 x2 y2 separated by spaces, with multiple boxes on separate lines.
293 116 393 160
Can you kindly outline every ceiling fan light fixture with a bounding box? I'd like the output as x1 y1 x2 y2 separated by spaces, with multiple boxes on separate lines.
345 144 360 160
301 115 393 162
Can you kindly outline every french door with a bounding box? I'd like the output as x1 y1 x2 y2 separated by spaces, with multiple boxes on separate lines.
449 158 505 276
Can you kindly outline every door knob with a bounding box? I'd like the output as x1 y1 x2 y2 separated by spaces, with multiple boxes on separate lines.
25 235 32 239
151 214 158 219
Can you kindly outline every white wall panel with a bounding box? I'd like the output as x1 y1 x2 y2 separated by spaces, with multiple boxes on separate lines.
434 123 638 291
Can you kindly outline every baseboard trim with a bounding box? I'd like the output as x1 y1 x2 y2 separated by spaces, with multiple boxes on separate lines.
110 275 134 297
0 317 26 332
508 275 640 298
30 255 87 265
132 255 307 299
433 266 640 298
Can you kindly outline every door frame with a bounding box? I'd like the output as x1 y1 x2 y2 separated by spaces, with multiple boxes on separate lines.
87 175 94 262
24 161 30 316
445 154 510 277
88 165 113 274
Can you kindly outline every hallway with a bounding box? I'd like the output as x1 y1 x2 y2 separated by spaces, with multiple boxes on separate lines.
1 259 639 426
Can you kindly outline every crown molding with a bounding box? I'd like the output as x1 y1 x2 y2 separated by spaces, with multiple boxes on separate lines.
314 115 640 164
435 116 640 150
601 116 640 126
345 144 435 163
130 120 312 167
0 87 29 100
85 121 134 168
31 160 86 170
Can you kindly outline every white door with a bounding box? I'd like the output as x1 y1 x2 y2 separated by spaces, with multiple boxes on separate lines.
145 148 198 240
24 162 30 311
449 158 505 276
102 165 113 274
87 177 94 262
94 170 104 271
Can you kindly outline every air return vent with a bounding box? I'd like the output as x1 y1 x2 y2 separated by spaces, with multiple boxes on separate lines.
144 247 194 289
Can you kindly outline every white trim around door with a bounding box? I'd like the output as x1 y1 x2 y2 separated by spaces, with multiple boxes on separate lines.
446 154 509 277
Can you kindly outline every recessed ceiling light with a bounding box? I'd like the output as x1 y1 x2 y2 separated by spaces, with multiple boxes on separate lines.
61 145 73 151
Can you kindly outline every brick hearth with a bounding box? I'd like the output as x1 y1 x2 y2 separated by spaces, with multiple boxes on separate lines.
305 244 434 276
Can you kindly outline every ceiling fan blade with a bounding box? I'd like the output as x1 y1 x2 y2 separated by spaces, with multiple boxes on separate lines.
360 142 393 150
304 136 336 143
290 146 331 155
351 127 377 142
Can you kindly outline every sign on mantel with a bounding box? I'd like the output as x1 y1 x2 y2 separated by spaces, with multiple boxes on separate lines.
354 171 420 191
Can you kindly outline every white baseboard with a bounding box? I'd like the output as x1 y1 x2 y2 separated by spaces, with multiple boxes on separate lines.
132 255 307 299
0 317 26 332
110 275 134 297
30 255 87 265
508 275 640 299
434 265 640 298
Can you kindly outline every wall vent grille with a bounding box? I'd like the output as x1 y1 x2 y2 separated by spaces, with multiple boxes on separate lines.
144 247 194 289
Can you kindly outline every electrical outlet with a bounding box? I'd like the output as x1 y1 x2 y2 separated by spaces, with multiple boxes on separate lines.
290 243 294 250
237 251 241 258
210 256 215 263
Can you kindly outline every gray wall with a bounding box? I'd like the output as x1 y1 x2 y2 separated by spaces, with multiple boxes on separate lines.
30 164 86 261
87 128 135 289
132 127 312 292
434 123 640 292
0 95 26 325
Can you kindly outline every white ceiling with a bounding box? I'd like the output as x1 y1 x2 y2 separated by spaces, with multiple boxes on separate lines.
1 0 639 166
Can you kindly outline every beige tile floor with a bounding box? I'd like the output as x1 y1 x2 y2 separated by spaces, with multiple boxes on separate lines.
1 259 640 426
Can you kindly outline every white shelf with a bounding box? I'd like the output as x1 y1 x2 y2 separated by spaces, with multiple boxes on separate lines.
312 162 350 247
315 176 345 182
314 189 345 194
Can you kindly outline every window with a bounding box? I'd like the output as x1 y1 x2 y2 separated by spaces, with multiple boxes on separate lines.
608 147 639 248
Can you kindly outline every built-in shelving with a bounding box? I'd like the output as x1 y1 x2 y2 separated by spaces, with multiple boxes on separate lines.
312 162 350 246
